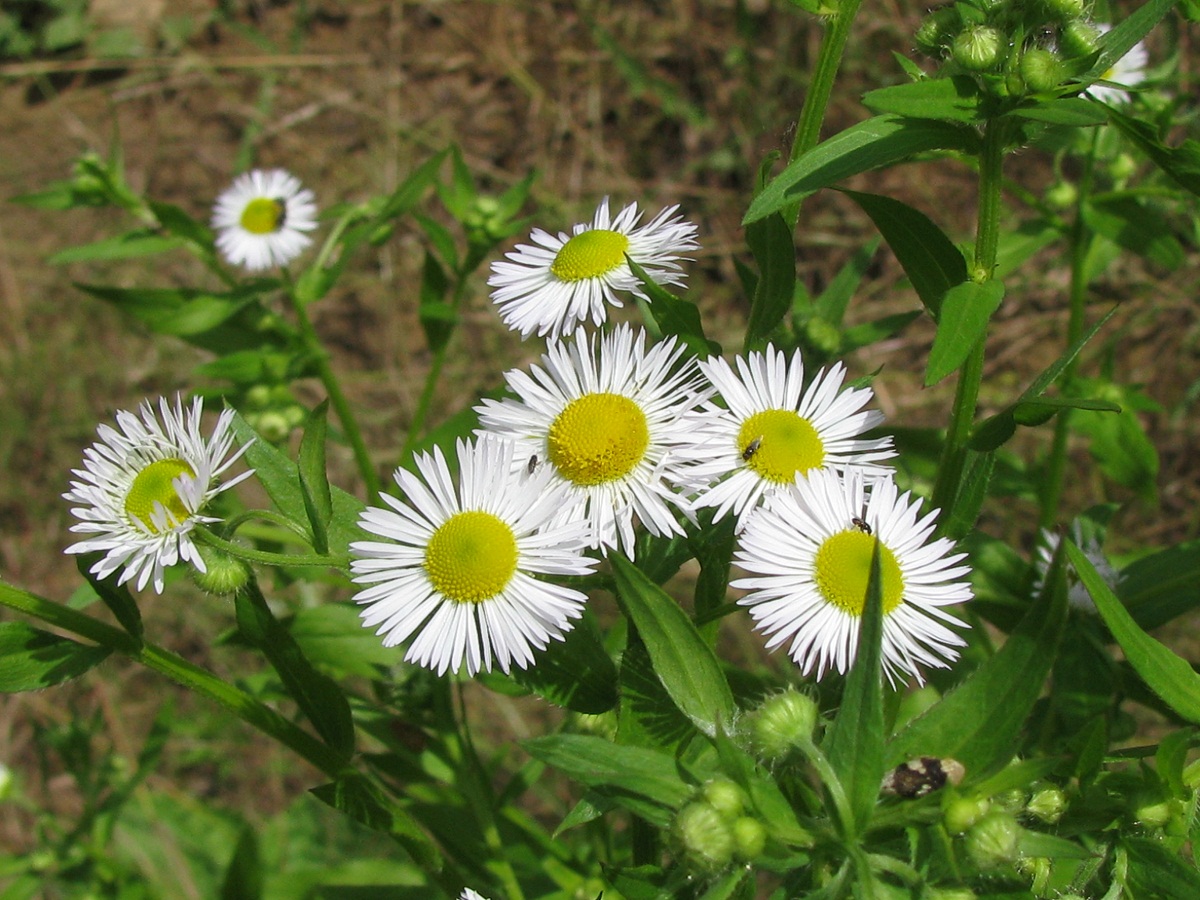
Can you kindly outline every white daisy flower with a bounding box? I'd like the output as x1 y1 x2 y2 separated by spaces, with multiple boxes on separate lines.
1034 522 1118 614
487 197 699 342
680 345 894 531
459 891 490 900
475 325 710 557
211 168 318 271
64 397 254 594
350 436 597 677
732 469 971 686
1085 23 1149 104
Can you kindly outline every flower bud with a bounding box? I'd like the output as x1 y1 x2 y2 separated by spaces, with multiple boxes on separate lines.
1040 0 1085 21
674 802 734 871
993 787 1026 815
923 890 977 900
0 763 13 801
732 816 767 860
255 410 292 443
745 688 819 761
944 795 991 834
914 8 961 56
703 778 747 820
190 544 251 596
1020 48 1065 92
1109 153 1138 182
1134 797 1176 829
1059 21 1101 59
1015 856 1051 894
964 811 1021 869
1045 181 1079 209
952 25 1004 72
1026 785 1068 824
245 385 273 408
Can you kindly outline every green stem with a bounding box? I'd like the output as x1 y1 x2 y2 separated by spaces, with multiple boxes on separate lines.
930 118 1007 515
288 289 384 501
1040 133 1100 527
783 0 865 227
0 582 346 777
196 527 349 571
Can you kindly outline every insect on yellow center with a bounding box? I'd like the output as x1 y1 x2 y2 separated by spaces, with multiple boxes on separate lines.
813 530 905 617
737 409 825 484
424 510 519 603
240 197 286 235
124 458 196 534
548 392 649 486
549 229 631 282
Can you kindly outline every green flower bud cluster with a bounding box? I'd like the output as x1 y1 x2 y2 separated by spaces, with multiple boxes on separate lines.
911 0 1107 99
242 384 307 443
672 778 768 872
742 687 820 762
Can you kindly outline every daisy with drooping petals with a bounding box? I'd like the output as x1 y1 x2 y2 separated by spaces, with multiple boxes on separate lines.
1084 23 1149 105
680 345 894 531
475 325 710 556
64 397 254 594
350 436 597 677
733 469 971 686
487 197 699 341
211 168 318 271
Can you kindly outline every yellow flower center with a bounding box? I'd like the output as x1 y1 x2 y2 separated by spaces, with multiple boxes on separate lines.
424 510 519 603
737 409 825 484
813 530 905 616
240 197 286 235
548 392 649 486
549 229 630 282
124 458 196 534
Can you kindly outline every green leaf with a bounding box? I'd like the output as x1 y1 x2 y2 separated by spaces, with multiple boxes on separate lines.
840 311 921 353
1016 831 1094 860
618 626 695 749
743 212 797 350
219 824 262 900
840 190 967 319
379 150 447 221
235 582 355 762
627 257 719 358
149 201 214 246
418 250 456 353
610 554 736 735
288 603 398 679
74 553 143 642
861 76 983 123
1156 727 1193 798
1122 541 1200 630
0 622 112 692
297 401 333 556
1105 105 1200 197
1083 195 1184 270
744 116 978 225
76 284 261 340
1007 99 1109 127
887 550 1068 773
941 450 994 540
925 280 1004 386
49 230 183 264
1123 837 1200 896
821 540 885 836
812 240 879 326
522 734 696 824
310 772 439 870
1091 0 1179 82
509 612 619 714
1066 540 1200 724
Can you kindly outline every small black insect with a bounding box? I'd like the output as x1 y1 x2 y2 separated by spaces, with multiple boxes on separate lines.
741 436 763 461
881 757 965 799
851 516 872 535
271 197 288 228
526 454 540 475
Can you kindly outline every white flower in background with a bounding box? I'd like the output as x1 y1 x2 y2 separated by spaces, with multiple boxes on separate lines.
1035 522 1119 614
733 469 971 686
488 197 699 341
64 397 253 594
351 436 597 677
680 345 894 531
211 168 318 271
1085 23 1149 104
476 325 710 556
459 891 490 900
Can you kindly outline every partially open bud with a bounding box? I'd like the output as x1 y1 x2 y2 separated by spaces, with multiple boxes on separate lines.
674 802 734 871
952 25 1004 72
944 795 991 834
914 8 961 56
1059 21 1101 59
1020 48 1065 92
745 688 819 761
964 811 1021 869
1026 785 1068 824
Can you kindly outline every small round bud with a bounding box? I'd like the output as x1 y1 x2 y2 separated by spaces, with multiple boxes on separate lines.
1109 153 1138 182
255 410 292 443
190 544 251 596
0 763 13 801
1026 786 1068 824
923 890 977 900
283 405 308 429
993 787 1027 815
802 317 842 356
571 711 618 740
1059 21 1100 59
746 688 819 761
245 385 272 408
944 795 991 834
1134 797 1174 829
1040 0 1085 21
964 811 1021 869
914 8 961 56
1045 181 1079 209
1015 856 1051 893
703 778 747 821
732 816 768 860
952 25 1004 72
1020 48 1065 92
674 802 734 871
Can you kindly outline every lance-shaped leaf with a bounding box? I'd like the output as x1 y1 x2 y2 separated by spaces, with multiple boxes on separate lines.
74 554 143 642
0 623 112 692
627 257 720 359
611 554 735 735
1066 540 1200 724
1105 105 1200 198
743 211 796 350
297 401 333 555
744 116 978 225
310 772 439 870
821 540 885 836
925 280 1004 386
862 76 983 123
510 612 619 714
